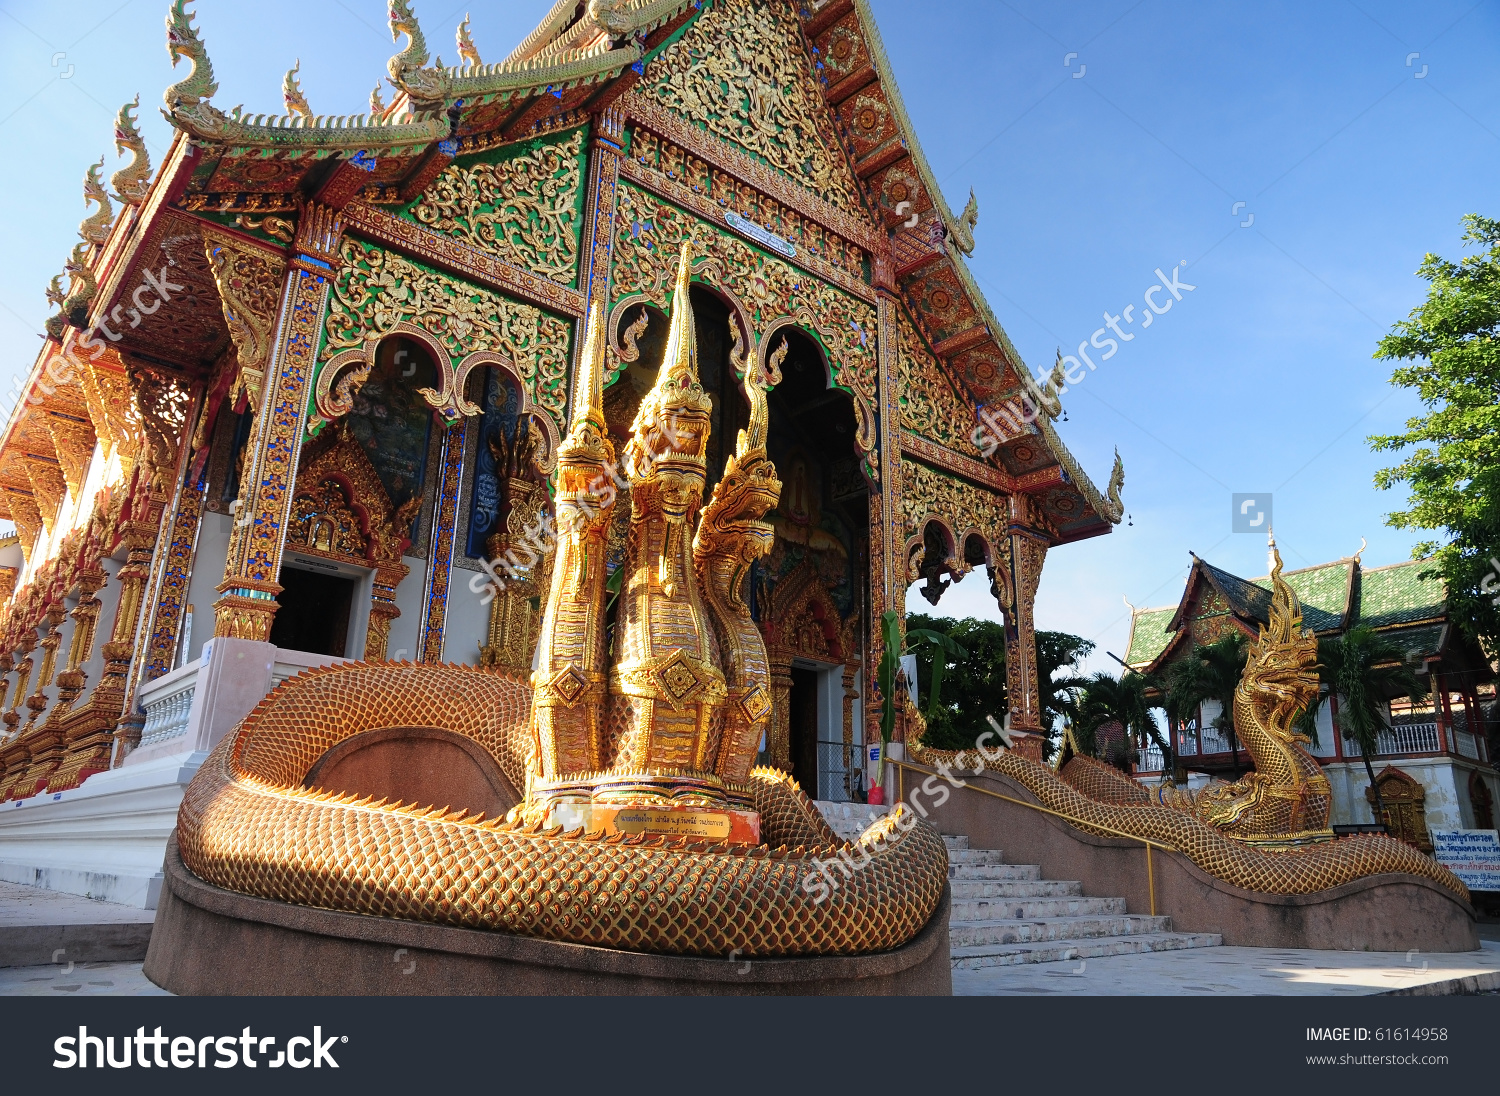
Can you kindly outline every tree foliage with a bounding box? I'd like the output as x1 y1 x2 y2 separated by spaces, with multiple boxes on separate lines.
905 616 1092 753
1371 213 1500 653
1075 671 1167 771
1164 633 1249 776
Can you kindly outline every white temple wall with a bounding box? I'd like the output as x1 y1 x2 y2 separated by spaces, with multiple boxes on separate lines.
181 511 231 666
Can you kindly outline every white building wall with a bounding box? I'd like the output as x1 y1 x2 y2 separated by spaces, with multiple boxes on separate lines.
386 554 427 662
1324 756 1497 831
182 511 231 667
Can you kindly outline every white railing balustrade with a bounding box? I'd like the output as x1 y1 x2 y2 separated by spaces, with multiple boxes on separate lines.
1456 731 1480 760
1374 721 1441 756
136 662 200 750
1199 726 1234 755
1137 745 1164 773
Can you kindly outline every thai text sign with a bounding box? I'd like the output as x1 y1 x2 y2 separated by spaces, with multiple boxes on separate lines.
1431 829 1500 891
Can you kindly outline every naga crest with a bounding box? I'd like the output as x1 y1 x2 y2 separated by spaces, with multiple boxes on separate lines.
1105 448 1125 522
79 159 115 248
164 0 218 108
388 0 446 103
1243 545 1320 742
282 59 313 119
112 96 152 204
456 14 481 68
949 188 979 256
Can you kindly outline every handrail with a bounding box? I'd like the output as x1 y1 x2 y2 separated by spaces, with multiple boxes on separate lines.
888 758 1173 916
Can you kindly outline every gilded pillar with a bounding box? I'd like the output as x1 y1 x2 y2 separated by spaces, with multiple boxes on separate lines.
21 603 67 732
869 277 905 744
53 566 106 716
997 493 1049 733
580 103 624 318
138 478 206 681
767 653 794 771
3 634 35 738
212 204 343 641
102 523 157 759
414 418 466 663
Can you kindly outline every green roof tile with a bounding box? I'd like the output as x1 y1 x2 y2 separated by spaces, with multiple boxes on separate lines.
1126 607 1176 667
1357 560 1446 629
1248 560 1355 633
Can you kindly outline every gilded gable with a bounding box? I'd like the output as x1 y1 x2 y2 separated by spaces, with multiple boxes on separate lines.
896 313 984 459
402 128 587 286
641 0 862 209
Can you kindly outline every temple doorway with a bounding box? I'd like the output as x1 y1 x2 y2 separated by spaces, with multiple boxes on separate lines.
269 565 356 657
789 665 819 797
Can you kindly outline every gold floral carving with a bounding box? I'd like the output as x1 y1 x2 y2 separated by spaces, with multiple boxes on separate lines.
45 415 97 499
22 460 67 533
897 314 984 459
324 238 571 444
411 129 584 284
641 0 861 209
611 183 878 476
900 458 1007 567
201 228 288 412
0 491 41 560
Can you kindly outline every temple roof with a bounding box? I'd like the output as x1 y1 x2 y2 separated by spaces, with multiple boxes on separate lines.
1129 551 1459 675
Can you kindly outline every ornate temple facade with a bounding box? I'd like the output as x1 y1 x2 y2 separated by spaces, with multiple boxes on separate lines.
1126 550 1498 844
0 0 1119 905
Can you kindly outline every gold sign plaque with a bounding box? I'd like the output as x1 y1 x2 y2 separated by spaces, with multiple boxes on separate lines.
612 809 732 840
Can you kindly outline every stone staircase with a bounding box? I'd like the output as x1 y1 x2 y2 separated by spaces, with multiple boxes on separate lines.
943 835 1221 968
810 806 1221 968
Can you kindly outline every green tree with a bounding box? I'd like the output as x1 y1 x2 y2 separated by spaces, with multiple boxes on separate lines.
1371 213 1500 655
905 617 1092 753
906 613 1006 751
1300 625 1428 821
1076 671 1169 771
1166 633 1249 777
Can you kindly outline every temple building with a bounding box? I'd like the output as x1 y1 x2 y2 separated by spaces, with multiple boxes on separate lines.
1126 549 1499 848
0 0 1122 907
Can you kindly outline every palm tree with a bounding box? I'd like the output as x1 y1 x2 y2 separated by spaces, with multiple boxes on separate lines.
1299 625 1428 822
1166 633 1249 777
1036 631 1094 759
1076 671 1166 771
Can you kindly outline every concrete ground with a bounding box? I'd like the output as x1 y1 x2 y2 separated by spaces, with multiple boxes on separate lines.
0 880 155 968
0 960 168 995
953 939 1500 996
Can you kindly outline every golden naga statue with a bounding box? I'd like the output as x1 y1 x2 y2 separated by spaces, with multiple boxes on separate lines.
174 242 947 956
1180 545 1333 844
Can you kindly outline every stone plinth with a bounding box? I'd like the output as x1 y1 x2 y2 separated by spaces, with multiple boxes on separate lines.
145 837 952 995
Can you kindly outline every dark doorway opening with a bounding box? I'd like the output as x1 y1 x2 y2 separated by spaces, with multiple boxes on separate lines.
789 665 820 800
269 566 355 657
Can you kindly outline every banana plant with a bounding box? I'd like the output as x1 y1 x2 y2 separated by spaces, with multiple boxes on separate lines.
873 611 966 791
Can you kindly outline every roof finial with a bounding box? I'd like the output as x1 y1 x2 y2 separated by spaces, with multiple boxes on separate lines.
1353 536 1366 563
164 0 218 109
457 14 482 67
283 59 312 119
1268 527 1280 576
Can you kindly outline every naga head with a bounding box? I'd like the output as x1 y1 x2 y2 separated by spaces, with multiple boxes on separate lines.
1242 543 1320 737
625 242 713 524
283 59 313 119
79 159 115 247
456 14 481 68
164 0 218 108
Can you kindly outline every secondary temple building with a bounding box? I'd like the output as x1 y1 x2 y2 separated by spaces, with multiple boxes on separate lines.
0 0 1121 906
1126 550 1499 849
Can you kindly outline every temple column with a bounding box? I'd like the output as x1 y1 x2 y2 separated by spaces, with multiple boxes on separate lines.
42 566 109 790
580 103 625 320
867 268 905 764
0 632 36 797
996 493 1050 734
134 477 206 684
211 204 342 643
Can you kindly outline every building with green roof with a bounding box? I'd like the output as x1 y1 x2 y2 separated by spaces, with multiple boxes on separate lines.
1123 547 1497 847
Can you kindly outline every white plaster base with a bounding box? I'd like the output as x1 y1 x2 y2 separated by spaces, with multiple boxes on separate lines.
0 750 204 908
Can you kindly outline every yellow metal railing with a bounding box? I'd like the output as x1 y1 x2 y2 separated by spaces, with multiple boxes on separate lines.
888 758 1175 917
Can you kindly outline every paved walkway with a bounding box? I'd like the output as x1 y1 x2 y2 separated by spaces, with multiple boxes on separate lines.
0 960 168 996
954 939 1500 996
0 881 154 927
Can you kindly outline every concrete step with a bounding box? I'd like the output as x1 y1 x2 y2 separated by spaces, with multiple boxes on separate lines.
949 863 1041 882
951 931 1224 969
949 913 1172 948
951 895 1127 921
942 835 971 850
946 848 1009 866
950 879 1082 899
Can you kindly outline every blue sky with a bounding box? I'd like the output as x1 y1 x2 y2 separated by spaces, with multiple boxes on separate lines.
1 0 1495 675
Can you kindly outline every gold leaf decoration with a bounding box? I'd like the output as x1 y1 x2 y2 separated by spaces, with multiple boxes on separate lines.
896 314 984 459
641 0 860 208
324 238 571 440
410 129 584 284
901 458 1007 547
